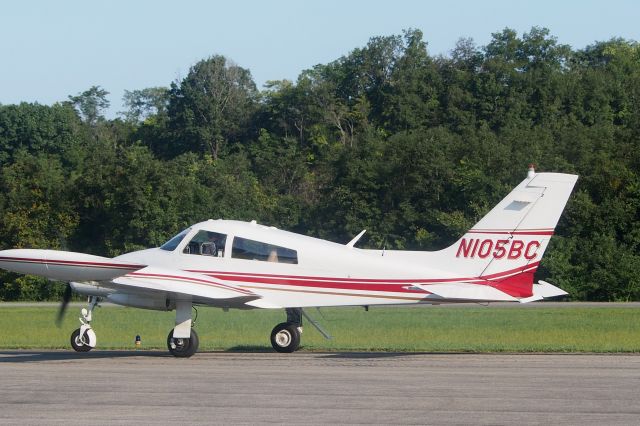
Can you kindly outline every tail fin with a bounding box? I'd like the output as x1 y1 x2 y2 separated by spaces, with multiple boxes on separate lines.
437 167 578 298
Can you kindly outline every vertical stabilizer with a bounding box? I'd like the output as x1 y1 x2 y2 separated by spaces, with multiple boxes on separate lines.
436 167 578 297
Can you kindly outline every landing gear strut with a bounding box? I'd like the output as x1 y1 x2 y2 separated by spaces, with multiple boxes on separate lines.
166 299 199 357
70 297 99 352
270 308 303 353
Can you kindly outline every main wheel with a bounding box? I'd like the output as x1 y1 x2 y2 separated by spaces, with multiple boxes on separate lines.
270 322 301 353
167 328 199 358
70 328 92 352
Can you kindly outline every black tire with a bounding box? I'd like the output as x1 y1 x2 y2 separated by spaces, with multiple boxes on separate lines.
270 322 301 353
70 328 92 352
167 328 199 358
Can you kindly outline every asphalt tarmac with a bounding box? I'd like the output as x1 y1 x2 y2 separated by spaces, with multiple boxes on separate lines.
0 351 638 425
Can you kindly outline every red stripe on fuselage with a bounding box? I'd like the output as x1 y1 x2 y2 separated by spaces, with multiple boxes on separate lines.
127 271 255 295
187 261 541 294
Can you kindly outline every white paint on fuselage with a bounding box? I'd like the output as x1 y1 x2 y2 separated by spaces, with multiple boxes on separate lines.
114 219 459 282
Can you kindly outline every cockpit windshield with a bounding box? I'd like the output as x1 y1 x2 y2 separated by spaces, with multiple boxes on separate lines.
160 228 190 251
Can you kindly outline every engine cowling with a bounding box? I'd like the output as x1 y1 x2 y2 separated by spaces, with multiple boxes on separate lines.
107 293 175 311
70 282 113 298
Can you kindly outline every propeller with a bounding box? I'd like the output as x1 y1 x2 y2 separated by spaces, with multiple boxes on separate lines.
56 283 73 327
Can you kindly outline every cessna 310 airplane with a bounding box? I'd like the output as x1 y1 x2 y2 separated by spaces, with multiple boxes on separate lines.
0 166 577 357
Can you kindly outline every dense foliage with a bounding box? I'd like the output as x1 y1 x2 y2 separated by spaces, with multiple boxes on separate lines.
0 28 638 301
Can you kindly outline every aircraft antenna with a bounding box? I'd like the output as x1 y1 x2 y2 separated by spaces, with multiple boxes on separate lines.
346 229 366 248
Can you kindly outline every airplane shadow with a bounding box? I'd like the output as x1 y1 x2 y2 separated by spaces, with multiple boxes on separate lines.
316 351 469 359
0 350 171 363
224 346 469 358
225 345 273 352
0 349 545 363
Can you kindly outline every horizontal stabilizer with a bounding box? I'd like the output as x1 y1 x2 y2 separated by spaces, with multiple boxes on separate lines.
412 283 518 302
519 280 568 303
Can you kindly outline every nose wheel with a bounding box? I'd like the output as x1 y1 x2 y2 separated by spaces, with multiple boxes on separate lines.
70 328 93 352
70 297 99 352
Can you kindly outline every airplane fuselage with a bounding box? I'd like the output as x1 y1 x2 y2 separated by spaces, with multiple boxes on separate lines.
113 220 460 308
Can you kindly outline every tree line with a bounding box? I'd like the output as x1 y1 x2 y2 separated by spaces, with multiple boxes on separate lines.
0 27 638 301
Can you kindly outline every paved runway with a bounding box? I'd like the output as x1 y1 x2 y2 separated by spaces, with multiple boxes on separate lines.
0 351 638 425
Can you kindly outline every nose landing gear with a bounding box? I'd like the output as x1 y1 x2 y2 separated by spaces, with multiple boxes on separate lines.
70 297 99 352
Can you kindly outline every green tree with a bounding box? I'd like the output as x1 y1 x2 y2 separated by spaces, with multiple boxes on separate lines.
0 102 82 165
67 86 110 126
168 56 258 159
0 152 78 250
385 29 442 132
121 87 170 123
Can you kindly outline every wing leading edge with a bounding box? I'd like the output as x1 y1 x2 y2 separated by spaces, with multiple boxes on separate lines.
111 266 266 308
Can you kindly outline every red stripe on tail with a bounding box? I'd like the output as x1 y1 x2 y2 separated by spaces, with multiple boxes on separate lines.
489 269 536 297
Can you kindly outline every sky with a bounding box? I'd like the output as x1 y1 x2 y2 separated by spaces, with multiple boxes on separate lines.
1 0 638 118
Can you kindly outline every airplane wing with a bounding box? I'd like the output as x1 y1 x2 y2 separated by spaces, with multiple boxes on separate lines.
109 266 264 308
0 249 145 281
0 248 277 309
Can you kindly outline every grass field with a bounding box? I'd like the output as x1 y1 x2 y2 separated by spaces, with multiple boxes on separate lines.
1 304 639 352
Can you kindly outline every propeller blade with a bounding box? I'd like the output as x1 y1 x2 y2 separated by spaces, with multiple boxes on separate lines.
56 283 73 327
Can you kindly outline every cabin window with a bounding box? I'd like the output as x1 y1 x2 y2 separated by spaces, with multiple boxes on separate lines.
160 228 190 251
231 237 298 264
183 230 227 257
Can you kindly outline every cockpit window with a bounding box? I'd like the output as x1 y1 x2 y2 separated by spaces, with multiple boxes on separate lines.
232 237 298 264
160 229 190 251
183 230 227 257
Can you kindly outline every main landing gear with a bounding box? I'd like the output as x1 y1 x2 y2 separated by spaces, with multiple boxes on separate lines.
270 308 303 353
166 299 199 358
167 328 199 357
70 297 99 352
270 307 333 353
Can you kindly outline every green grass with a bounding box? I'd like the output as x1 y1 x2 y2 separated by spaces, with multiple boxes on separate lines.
1 305 639 352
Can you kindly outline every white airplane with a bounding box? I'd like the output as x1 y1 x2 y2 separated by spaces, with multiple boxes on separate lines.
0 167 577 357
